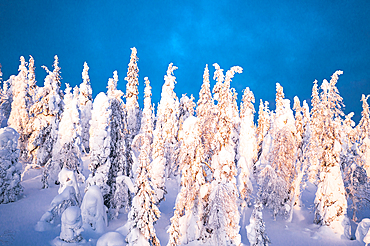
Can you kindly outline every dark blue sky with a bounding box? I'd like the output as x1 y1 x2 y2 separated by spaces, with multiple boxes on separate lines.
1 0 369 122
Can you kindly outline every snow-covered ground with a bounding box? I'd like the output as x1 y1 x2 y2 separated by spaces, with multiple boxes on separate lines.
0 156 366 245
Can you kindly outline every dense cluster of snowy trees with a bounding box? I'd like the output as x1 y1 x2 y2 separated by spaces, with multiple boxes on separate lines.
1 49 370 245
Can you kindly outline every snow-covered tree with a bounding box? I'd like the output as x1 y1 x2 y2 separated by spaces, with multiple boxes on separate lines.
357 94 370 177
312 71 349 236
0 72 13 128
202 64 242 246
126 132 160 246
86 92 112 205
0 127 22 204
196 65 216 181
256 99 271 164
79 62 93 153
246 203 270 246
125 47 141 180
237 87 257 206
151 63 180 202
44 84 83 187
167 116 206 245
107 71 130 216
8 56 33 161
27 55 63 186
81 185 108 233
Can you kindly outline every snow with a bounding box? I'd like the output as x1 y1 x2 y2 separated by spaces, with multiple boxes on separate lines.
0 158 366 245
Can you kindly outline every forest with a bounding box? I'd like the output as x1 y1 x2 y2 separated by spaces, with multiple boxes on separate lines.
0 48 369 246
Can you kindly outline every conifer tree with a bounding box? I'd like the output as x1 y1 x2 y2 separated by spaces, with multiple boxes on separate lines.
256 100 271 163
28 55 37 101
196 65 216 180
151 63 180 202
106 71 130 214
357 94 370 177
126 81 160 245
312 71 349 236
79 62 93 153
179 94 196 127
8 56 33 161
27 55 63 186
202 64 242 246
246 203 270 246
167 116 206 245
238 87 257 205
86 92 112 205
125 47 141 179
0 66 13 128
45 84 83 186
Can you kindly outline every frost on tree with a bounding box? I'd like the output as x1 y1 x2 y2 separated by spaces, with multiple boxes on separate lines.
0 127 22 204
201 64 242 246
246 203 270 246
167 116 207 246
151 63 180 202
312 71 349 236
78 62 93 153
27 55 63 185
44 84 83 187
125 47 141 180
8 56 33 161
237 87 257 206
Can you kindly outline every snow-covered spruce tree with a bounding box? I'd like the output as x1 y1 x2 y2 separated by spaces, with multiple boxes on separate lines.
151 63 180 202
44 84 83 187
27 56 37 99
125 47 141 180
237 87 257 206
0 69 13 128
131 77 154 176
246 202 270 246
357 94 370 177
86 92 112 205
8 56 33 161
312 71 349 236
255 99 271 167
341 143 370 221
290 97 310 211
0 127 22 204
27 55 63 186
167 116 207 245
126 127 160 246
106 71 131 217
78 62 93 153
201 64 242 246
196 64 216 181
307 79 321 183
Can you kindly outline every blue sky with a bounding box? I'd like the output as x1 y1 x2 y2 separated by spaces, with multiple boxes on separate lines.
1 0 369 122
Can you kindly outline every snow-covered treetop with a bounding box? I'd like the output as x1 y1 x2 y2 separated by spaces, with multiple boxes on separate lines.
275 83 285 117
124 47 139 109
196 64 213 119
28 56 36 87
141 77 154 137
357 94 370 140
107 71 124 101
240 87 255 119
82 62 90 85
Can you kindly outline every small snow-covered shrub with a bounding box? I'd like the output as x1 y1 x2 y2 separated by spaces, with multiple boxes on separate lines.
0 127 22 204
81 185 108 233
